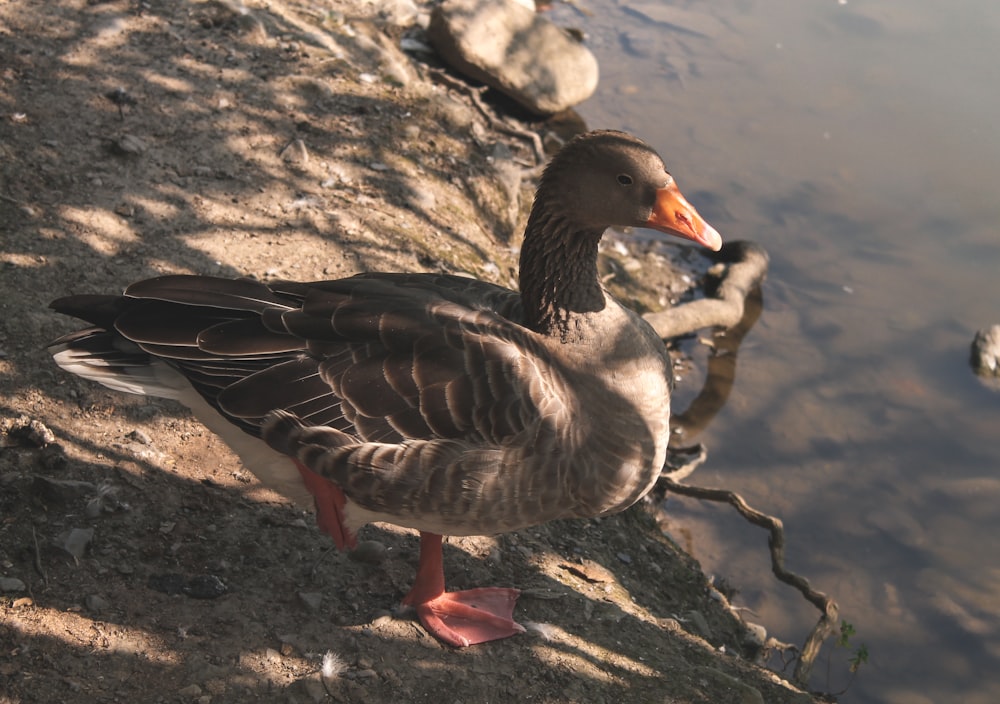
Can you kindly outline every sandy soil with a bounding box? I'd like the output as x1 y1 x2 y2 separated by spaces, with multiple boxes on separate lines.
0 1 820 702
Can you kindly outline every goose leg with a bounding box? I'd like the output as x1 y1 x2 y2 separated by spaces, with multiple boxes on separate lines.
403 532 525 647
293 460 357 551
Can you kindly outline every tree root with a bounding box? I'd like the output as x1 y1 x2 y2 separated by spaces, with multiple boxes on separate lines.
643 240 770 339
427 68 547 165
658 475 840 687
656 239 840 688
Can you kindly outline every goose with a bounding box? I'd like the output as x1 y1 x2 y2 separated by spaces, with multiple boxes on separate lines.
48 130 721 646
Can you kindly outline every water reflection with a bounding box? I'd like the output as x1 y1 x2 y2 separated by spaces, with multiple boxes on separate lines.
554 0 1000 702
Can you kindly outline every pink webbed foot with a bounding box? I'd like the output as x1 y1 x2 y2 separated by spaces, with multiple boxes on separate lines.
403 532 524 647
409 587 525 647
293 460 357 551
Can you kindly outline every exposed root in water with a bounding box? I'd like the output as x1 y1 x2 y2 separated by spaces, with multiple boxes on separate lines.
656 240 839 689
644 239 770 339
657 474 840 688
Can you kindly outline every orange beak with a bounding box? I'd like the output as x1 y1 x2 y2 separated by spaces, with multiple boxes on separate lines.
645 183 722 251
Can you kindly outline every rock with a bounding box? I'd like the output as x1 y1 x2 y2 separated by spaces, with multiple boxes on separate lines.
299 674 328 703
350 539 387 564
148 573 227 598
427 0 599 115
112 133 147 156
0 577 27 593
298 591 324 612
85 594 110 612
54 527 95 560
38 444 69 472
379 0 421 26
743 621 767 649
184 574 228 599
280 138 309 165
32 475 96 504
177 683 203 698
683 609 712 640
2 415 56 448
971 325 1000 378
693 666 765 704
127 428 154 445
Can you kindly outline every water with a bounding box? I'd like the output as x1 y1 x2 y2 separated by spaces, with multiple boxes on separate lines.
556 1 1000 701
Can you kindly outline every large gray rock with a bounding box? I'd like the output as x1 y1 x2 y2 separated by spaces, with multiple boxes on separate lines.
427 0 598 115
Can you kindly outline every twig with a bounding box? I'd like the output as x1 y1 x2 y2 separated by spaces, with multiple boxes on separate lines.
658 476 840 687
31 525 49 587
428 68 547 165
0 192 27 206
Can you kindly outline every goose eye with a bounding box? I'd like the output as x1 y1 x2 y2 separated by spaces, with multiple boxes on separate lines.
616 173 633 186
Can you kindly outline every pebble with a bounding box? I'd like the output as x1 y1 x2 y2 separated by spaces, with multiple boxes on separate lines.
299 675 327 703
147 573 226 598
279 138 309 164
184 574 227 599
32 476 95 504
298 591 323 612
127 428 154 445
692 665 764 704
0 577 26 593
85 594 110 612
54 527 95 560
971 325 1000 378
177 683 202 698
743 622 767 649
683 609 712 640
5 416 56 447
39 444 69 472
349 540 387 565
113 134 147 156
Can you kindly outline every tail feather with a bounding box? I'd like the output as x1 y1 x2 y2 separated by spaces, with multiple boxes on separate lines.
48 328 189 399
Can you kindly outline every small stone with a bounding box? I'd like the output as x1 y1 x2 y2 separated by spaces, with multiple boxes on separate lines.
0 577 27 592
85 594 110 612
683 609 712 640
279 139 309 164
177 683 202 698
184 574 227 599
743 622 767 649
298 591 323 612
4 416 56 447
971 325 1000 378
113 134 147 156
299 675 327 703
692 665 764 704
127 428 153 445
349 540 387 565
39 444 69 472
148 573 187 595
32 476 96 504
54 527 95 560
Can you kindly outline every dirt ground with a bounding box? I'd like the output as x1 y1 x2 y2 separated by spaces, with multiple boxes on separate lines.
0 1 821 702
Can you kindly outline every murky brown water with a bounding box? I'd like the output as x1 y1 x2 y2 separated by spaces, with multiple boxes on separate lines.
553 1 1000 701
